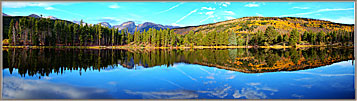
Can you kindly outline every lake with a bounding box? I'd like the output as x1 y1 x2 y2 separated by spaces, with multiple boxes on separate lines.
2 47 355 99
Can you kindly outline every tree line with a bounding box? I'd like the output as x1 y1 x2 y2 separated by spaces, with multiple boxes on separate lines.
6 17 354 47
7 17 181 47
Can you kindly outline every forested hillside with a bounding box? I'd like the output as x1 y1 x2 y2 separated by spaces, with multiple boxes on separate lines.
3 16 354 47
173 16 354 46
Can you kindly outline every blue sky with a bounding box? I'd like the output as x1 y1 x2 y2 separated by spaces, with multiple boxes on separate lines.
2 2 355 26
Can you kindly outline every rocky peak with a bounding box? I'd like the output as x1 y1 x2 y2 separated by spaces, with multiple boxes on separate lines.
28 14 40 18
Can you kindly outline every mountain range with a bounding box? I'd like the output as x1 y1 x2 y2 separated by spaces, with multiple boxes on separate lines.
3 13 354 36
3 13 179 33
101 21 180 33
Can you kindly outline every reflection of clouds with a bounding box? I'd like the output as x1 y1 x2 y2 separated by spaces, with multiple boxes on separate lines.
284 72 354 77
159 79 184 89
294 77 312 81
43 77 52 80
174 67 197 81
231 82 279 99
226 75 235 79
226 71 234 74
107 81 117 86
233 88 267 99
203 81 216 85
291 94 304 99
332 60 354 67
246 83 261 86
198 84 231 98
124 90 198 99
3 77 112 99
199 67 214 75
206 76 215 79
301 85 313 88
331 82 352 89
253 86 278 92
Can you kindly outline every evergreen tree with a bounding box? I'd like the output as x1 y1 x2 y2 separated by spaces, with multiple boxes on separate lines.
317 30 326 44
8 19 14 45
265 26 279 45
170 30 176 47
228 31 237 46
289 29 300 46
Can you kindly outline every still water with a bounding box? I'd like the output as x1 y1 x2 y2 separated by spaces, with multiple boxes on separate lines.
2 48 355 99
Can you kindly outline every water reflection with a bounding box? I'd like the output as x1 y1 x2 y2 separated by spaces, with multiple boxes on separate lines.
2 48 355 99
3 47 354 77
124 90 199 99
2 77 113 99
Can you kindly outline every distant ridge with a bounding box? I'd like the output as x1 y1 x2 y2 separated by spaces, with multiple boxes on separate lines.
173 16 354 35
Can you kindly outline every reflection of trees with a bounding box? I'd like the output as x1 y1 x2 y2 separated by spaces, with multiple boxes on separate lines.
3 47 354 77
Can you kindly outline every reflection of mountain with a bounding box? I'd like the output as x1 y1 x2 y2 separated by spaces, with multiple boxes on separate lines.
3 47 354 77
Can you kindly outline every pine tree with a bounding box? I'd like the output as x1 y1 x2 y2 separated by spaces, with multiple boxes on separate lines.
317 30 325 44
289 29 300 46
228 31 237 46
98 24 102 46
170 30 176 47
111 27 115 46
8 19 14 45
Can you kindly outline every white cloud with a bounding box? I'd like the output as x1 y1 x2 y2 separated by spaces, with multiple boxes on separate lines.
109 4 120 9
292 7 310 9
205 11 214 15
157 2 184 14
200 15 214 23
321 17 355 24
95 17 121 25
172 9 198 26
201 7 216 10
256 13 263 17
225 16 235 20
54 8 84 17
319 8 354 12
218 2 231 7
2 2 54 8
224 11 235 15
244 3 259 7
44 7 55 10
280 8 354 17
200 11 215 23
171 23 181 26
3 2 83 17
222 2 230 7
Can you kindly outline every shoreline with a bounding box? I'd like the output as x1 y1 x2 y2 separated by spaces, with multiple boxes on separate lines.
1 45 354 49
